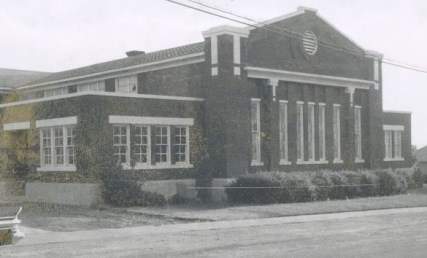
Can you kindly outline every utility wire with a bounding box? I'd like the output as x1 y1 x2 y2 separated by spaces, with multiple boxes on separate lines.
167 0 427 74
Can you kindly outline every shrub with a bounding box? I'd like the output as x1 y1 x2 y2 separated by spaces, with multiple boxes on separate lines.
374 170 400 196
267 172 315 203
225 174 282 204
101 166 166 207
358 170 379 197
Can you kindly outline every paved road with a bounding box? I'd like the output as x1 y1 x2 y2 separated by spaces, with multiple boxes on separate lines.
1 208 427 257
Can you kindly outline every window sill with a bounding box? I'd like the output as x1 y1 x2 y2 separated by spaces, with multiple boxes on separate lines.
333 159 344 164
122 164 194 170
383 158 404 162
296 160 328 165
37 166 77 172
251 161 264 166
355 159 365 163
279 160 291 165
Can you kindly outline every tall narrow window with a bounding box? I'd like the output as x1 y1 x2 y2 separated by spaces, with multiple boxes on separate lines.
279 101 288 163
297 102 304 162
333 104 341 162
318 104 326 161
174 127 189 164
307 103 315 161
383 125 404 161
251 99 261 165
394 130 402 159
384 130 393 159
67 127 75 165
135 126 150 165
113 125 129 165
41 129 52 166
355 106 362 161
155 126 170 164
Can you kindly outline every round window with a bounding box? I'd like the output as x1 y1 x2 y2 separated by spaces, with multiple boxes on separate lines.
302 30 318 55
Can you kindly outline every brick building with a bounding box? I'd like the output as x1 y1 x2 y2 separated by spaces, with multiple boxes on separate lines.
0 7 412 202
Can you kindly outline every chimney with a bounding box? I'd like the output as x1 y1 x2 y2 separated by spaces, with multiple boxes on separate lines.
126 50 145 57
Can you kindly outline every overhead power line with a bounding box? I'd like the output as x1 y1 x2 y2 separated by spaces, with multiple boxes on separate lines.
166 0 427 74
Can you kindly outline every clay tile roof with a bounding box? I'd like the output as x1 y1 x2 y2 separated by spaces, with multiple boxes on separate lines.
23 41 205 86
0 68 50 89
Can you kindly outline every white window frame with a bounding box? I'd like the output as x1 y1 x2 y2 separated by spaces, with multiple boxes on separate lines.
154 126 171 165
115 75 138 94
307 103 315 161
44 87 68 98
383 125 404 161
354 106 363 162
279 100 289 165
251 99 262 166
333 104 342 163
174 126 190 165
112 123 192 169
78 81 105 92
296 101 304 163
318 103 326 161
113 124 131 166
38 125 76 171
134 125 151 166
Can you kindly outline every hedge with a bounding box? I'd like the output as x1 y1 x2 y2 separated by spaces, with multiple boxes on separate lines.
226 168 422 204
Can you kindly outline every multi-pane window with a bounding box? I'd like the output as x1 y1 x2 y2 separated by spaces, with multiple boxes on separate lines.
135 126 150 165
297 102 304 162
384 127 403 160
355 106 362 161
279 101 288 163
384 130 393 159
174 127 189 163
333 105 341 161
44 87 68 97
78 81 105 92
20 92 37 101
394 131 402 159
155 126 170 164
318 104 326 161
307 103 315 161
116 75 137 93
113 124 190 168
251 100 261 164
40 126 75 168
113 125 129 165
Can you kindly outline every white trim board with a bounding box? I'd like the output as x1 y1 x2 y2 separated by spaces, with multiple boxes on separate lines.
17 52 205 90
383 125 404 131
245 67 374 89
36 116 77 128
3 122 31 131
383 110 412 114
109 116 194 126
0 91 205 109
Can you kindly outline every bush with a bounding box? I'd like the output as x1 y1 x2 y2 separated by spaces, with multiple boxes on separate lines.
225 174 282 204
226 168 420 205
101 166 166 207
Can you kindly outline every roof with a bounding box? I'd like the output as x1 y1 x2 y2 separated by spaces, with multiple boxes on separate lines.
416 145 427 162
22 42 205 87
0 68 50 89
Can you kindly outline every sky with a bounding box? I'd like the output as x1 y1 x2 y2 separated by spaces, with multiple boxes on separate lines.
1 0 427 147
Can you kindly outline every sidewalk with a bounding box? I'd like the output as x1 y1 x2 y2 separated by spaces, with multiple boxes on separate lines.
12 206 427 247
127 192 427 221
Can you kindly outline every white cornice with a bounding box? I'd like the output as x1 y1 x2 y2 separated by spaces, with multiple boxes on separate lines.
383 125 404 131
109 116 194 126
16 52 205 91
3 121 30 131
203 25 249 38
0 92 205 109
383 110 412 114
245 66 374 89
36 116 77 128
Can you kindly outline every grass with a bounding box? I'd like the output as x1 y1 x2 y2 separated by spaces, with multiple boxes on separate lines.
1 185 426 231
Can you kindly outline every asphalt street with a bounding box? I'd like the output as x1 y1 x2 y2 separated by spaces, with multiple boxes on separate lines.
1 207 426 257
